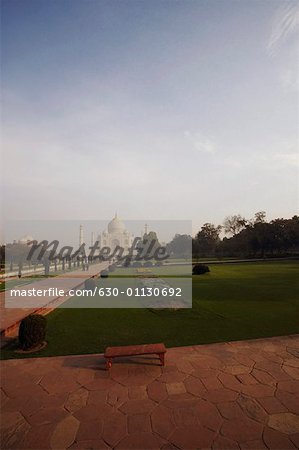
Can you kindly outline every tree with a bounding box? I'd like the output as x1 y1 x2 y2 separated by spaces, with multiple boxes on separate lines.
167 234 192 259
195 223 222 257
223 215 247 236
253 211 266 224
137 231 161 260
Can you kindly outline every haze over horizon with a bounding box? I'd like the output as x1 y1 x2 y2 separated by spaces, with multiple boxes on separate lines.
1 0 298 240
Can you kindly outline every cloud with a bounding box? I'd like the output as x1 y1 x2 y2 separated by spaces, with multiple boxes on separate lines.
267 2 299 55
274 152 299 167
280 67 299 92
184 130 216 154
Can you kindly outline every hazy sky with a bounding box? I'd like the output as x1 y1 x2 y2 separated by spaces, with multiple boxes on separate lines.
1 0 298 239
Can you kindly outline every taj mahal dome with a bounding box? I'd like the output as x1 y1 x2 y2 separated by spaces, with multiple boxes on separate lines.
97 213 133 253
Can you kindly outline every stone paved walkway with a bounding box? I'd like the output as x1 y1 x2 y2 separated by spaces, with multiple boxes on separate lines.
1 262 109 336
1 335 299 449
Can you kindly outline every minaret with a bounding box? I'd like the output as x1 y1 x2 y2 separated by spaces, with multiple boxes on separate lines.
144 223 148 235
91 232 95 247
79 224 84 246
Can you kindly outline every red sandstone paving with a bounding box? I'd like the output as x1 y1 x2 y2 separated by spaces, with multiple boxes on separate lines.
1 335 299 449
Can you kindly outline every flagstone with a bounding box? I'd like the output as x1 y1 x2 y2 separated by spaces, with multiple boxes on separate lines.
263 426 297 449
119 398 156 415
50 415 80 449
107 383 128 407
175 359 194 374
240 439 268 449
218 372 243 392
70 439 111 449
26 407 69 426
64 387 89 413
120 373 155 387
202 375 223 390
237 394 268 423
223 364 251 375
172 405 198 427
151 405 176 439
162 392 198 410
191 367 219 379
20 423 57 449
255 361 292 382
283 358 299 368
158 371 186 383
128 413 151 433
115 432 163 449
232 354 255 368
236 373 258 385
128 385 148 400
241 383 275 399
268 412 299 434
2 381 46 399
1 335 299 450
73 404 114 422
212 435 240 449
290 432 299 448
76 368 96 386
282 365 299 380
147 380 168 403
102 411 127 447
76 420 103 442
169 424 214 449
275 389 299 415
84 378 116 391
87 389 107 406
257 396 288 414
217 401 243 420
193 398 223 431
184 375 206 397
0 411 31 449
166 382 186 395
220 415 263 442
202 387 239 403
287 348 299 358
251 368 277 386
277 380 299 395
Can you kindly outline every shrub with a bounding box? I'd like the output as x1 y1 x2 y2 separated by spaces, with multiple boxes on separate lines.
132 261 142 268
18 314 46 350
108 265 116 272
100 270 109 278
144 261 153 267
192 264 210 275
155 261 163 266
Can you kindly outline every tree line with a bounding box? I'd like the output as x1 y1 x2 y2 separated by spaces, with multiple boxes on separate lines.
193 212 299 259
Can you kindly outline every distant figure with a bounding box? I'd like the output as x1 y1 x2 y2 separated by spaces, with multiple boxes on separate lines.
85 256 89 271
18 265 22 279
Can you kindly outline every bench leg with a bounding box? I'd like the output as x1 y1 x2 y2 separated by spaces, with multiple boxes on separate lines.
106 358 112 370
158 353 165 366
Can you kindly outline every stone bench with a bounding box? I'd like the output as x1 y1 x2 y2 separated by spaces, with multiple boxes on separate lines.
104 343 166 369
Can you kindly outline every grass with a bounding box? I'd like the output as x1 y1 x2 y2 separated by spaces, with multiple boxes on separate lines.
1 261 299 359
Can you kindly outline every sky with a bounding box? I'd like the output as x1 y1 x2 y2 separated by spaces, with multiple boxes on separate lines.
1 0 298 241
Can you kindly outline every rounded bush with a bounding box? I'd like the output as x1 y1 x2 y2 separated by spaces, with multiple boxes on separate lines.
100 269 109 278
192 264 210 275
18 314 46 350
144 261 153 267
108 264 116 272
132 261 142 268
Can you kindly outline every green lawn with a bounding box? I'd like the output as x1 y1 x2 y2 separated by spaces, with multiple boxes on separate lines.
1 261 299 359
